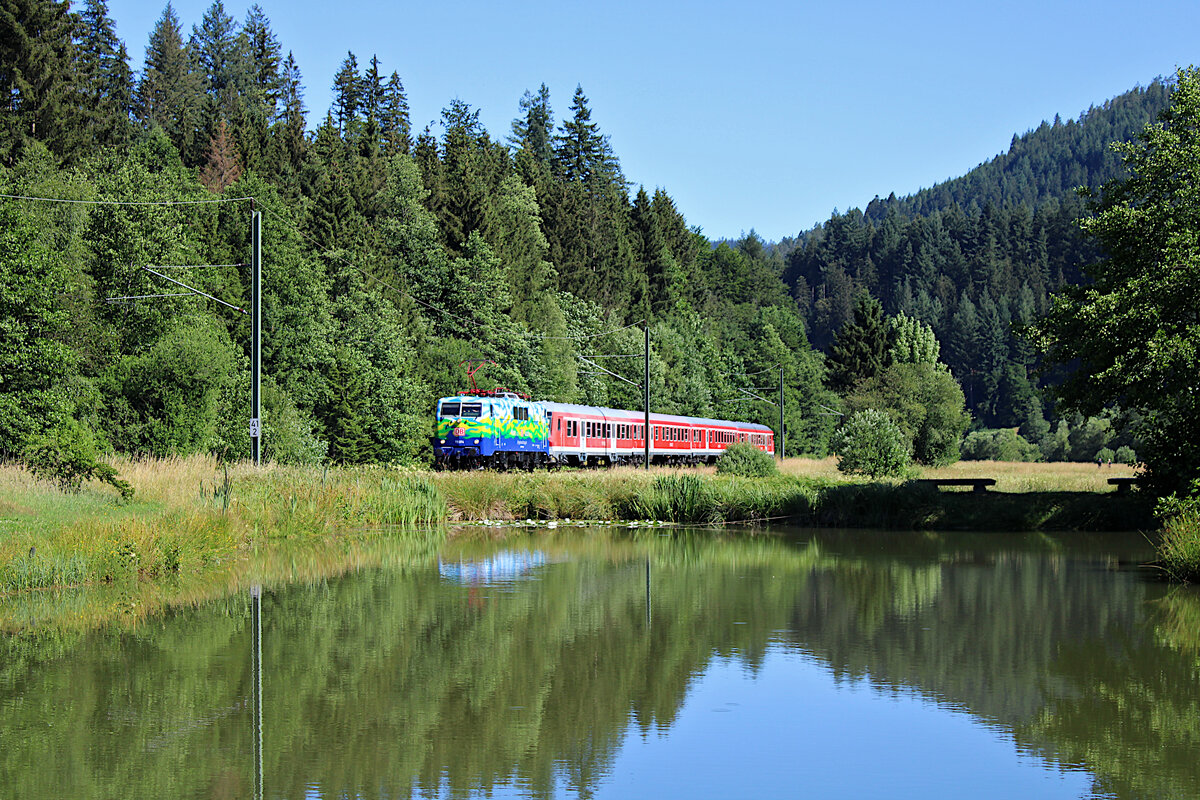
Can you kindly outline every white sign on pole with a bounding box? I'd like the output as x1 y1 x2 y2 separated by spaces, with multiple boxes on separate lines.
249 417 261 438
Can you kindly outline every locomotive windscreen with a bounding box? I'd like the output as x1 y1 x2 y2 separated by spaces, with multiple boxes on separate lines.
439 401 483 418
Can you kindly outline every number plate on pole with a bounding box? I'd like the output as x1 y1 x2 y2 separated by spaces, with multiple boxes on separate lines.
249 417 261 438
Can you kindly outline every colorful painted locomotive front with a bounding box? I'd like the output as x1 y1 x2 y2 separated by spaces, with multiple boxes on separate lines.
434 395 548 467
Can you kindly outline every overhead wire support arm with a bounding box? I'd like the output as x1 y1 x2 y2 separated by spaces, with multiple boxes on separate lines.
106 292 195 302
141 266 248 315
578 356 642 389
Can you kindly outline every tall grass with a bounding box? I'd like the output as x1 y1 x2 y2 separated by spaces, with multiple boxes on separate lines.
1158 509 1200 582
1 454 1159 603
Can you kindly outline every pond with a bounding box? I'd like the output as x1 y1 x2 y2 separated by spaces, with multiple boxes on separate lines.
2 527 1198 799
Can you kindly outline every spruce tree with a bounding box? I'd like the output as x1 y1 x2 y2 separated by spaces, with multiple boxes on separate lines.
379 71 411 155
331 51 361 137
826 295 895 392
0 0 81 163
75 0 134 151
137 3 203 157
510 83 553 165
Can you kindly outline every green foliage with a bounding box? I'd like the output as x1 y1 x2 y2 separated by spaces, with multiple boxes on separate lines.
1 3 1167 478
826 295 894 391
1155 488 1200 582
1034 67 1200 497
961 429 1041 462
22 418 133 501
1115 445 1137 466
716 443 778 478
0 201 77 455
844 362 968 466
889 312 940 364
833 409 912 478
101 318 238 457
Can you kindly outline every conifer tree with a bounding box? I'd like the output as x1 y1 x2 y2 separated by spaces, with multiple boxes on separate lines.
827 295 895 392
137 3 203 157
241 4 280 117
0 0 81 163
199 118 242 192
75 0 134 151
510 83 553 165
331 51 361 137
378 71 411 156
553 85 609 184
272 50 306 170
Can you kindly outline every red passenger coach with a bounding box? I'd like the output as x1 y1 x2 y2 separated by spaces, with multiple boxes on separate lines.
544 402 773 467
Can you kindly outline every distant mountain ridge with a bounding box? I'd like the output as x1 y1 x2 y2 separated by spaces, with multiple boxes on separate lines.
784 77 1175 437
860 79 1172 223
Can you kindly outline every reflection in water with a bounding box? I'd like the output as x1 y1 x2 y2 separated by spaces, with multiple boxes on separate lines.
0 529 1197 799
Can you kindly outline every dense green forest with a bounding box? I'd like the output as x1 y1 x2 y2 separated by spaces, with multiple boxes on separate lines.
0 0 1177 472
783 81 1172 456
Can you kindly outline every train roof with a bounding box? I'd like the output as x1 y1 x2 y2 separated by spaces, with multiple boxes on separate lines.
541 402 772 433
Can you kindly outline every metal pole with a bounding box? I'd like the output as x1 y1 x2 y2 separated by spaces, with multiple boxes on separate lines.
251 585 263 800
251 209 262 466
644 324 650 471
779 366 785 461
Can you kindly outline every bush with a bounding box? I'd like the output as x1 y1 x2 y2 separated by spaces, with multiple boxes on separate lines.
833 409 911 478
1096 447 1115 464
961 429 1041 462
1115 445 1137 465
23 419 133 501
716 442 778 477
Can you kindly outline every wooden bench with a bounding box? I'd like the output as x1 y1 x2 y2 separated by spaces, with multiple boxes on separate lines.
915 478 996 494
1108 477 1141 494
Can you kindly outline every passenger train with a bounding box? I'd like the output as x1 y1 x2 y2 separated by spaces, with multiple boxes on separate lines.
433 388 774 469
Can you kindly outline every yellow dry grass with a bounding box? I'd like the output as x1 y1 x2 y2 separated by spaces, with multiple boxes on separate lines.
777 456 1135 493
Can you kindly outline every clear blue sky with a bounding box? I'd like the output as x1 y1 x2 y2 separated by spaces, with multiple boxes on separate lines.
107 0 1199 242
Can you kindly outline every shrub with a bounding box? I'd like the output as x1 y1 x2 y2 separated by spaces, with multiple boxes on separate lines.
832 409 911 478
1096 447 1115 464
22 419 133 501
1115 445 1137 465
961 429 1041 462
716 442 778 477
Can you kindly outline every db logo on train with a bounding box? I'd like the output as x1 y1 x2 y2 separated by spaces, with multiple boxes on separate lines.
454 427 466 437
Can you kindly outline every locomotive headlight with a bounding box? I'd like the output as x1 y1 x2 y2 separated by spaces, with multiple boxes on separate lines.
474 439 480 444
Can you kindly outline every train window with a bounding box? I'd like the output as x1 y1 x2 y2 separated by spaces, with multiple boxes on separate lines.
461 403 482 418
654 426 660 440
514 407 529 421
440 402 460 417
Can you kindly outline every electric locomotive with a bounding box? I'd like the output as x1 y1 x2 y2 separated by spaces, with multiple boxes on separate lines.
433 389 549 470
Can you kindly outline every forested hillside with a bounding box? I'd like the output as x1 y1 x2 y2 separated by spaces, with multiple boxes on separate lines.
0 0 1175 474
0 0 837 467
785 80 1171 441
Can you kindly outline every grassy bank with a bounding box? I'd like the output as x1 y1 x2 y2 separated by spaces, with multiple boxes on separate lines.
0 456 1159 603
0 457 448 598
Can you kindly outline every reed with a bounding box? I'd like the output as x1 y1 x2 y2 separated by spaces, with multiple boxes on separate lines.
1157 508 1200 582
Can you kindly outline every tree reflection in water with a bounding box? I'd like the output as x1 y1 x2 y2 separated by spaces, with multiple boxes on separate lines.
0 528 1196 800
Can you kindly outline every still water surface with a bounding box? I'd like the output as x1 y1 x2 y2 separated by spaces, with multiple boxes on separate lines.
2 527 1198 799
